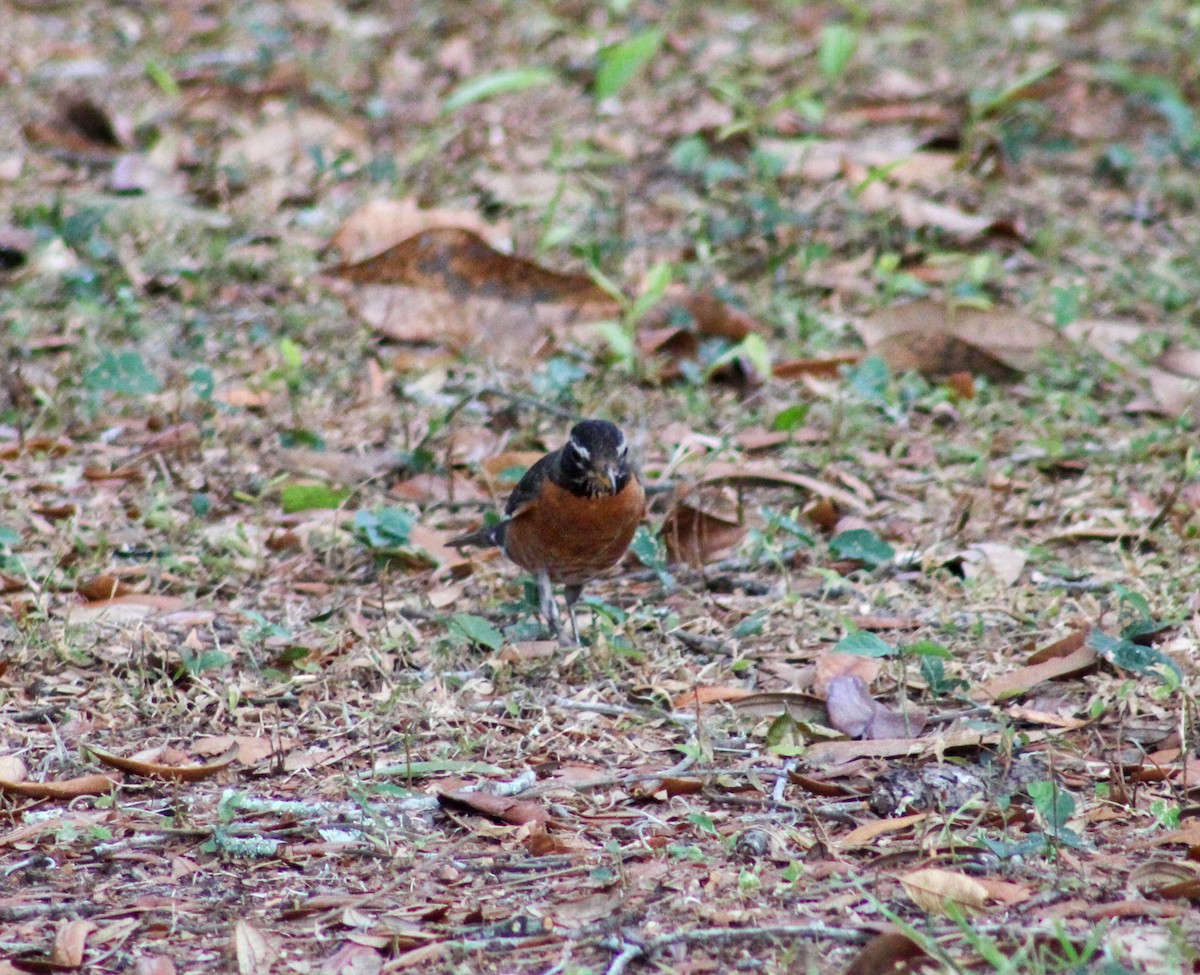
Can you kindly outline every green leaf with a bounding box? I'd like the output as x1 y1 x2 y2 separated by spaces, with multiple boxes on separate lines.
629 261 673 320
818 23 857 83
772 403 810 432
687 811 718 835
279 337 303 370
706 333 772 382
444 68 557 112
829 528 895 567
144 59 180 97
594 320 635 361
354 507 415 549
84 351 162 396
765 713 806 756
905 639 952 659
835 631 897 658
450 613 504 650
1028 779 1075 833
846 355 890 403
181 650 232 675
594 29 663 100
281 483 350 514
1087 628 1182 682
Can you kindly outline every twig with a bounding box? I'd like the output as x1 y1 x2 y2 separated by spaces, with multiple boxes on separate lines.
603 924 871 975
1145 459 1188 534
551 696 696 727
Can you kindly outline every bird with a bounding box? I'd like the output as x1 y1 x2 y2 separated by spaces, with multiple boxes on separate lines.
450 419 645 645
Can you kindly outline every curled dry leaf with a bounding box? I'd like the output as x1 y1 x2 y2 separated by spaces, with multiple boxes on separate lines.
855 300 1062 380
0 772 118 800
437 789 550 827
859 180 1021 241
637 287 763 385
84 741 240 782
899 867 989 916
324 197 510 264
24 97 125 158
825 674 927 740
824 674 876 738
661 487 745 567
75 574 139 601
814 650 883 697
328 228 617 363
697 461 871 513
844 931 932 975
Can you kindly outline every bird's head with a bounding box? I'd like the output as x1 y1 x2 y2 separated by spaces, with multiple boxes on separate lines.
560 419 632 497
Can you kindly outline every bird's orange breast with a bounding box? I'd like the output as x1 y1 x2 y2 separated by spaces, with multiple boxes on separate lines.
502 476 645 586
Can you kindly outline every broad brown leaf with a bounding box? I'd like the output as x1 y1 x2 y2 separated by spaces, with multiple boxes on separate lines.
855 300 1062 380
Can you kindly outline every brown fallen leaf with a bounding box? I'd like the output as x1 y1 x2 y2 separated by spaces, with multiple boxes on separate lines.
844 930 932 975
813 651 883 698
635 287 764 386
643 287 758 343
899 867 989 915
234 920 280 975
75 574 139 602
24 97 125 158
772 353 861 379
855 300 1062 380
192 735 292 764
437 789 550 827
1027 626 1088 665
839 812 928 850
68 593 192 624
975 877 1033 905
328 228 617 362
84 742 240 782
661 491 746 567
672 686 755 709
825 674 927 740
320 942 385 975
324 197 510 264
0 772 119 800
50 919 97 967
807 728 1016 765
824 674 877 738
133 955 178 975
970 644 1098 702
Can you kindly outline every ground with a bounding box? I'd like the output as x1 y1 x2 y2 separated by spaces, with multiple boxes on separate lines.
1 1 1200 973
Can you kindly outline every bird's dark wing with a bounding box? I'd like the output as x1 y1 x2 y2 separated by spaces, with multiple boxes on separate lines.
504 448 559 518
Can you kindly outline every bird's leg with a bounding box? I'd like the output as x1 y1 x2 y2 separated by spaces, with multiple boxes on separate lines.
563 585 583 646
536 569 564 642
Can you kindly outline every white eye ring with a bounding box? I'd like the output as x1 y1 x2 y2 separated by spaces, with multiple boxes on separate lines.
569 439 590 461
617 437 628 457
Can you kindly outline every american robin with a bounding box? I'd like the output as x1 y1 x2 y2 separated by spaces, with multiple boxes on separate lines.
451 419 645 644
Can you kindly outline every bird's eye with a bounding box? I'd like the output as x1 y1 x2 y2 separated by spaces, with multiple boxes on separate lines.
617 440 628 458
569 439 590 462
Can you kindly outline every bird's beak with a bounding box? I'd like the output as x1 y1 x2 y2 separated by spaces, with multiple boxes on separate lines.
608 467 618 491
